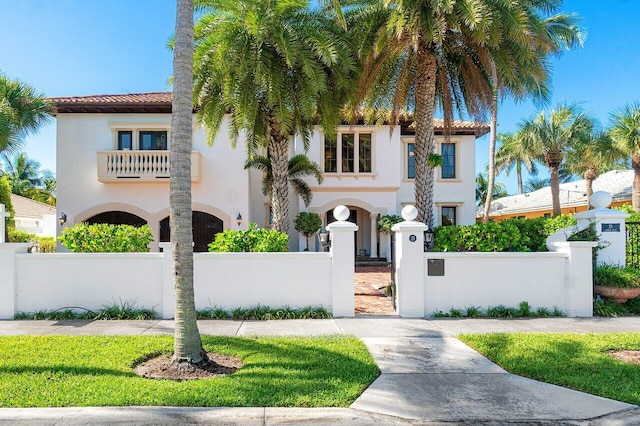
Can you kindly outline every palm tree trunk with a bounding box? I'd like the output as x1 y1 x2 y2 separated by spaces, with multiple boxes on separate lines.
482 64 499 223
633 155 640 212
516 161 523 194
413 45 438 228
584 167 597 209
171 0 208 366
268 133 290 234
549 164 561 216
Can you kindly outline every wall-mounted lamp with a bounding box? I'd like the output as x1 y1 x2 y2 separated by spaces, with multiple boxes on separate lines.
316 227 330 251
424 228 434 251
59 212 67 227
236 213 243 227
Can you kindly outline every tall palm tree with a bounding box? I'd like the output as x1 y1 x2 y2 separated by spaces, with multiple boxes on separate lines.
495 132 539 195
171 0 209 368
245 154 323 208
0 75 52 156
194 0 357 234
610 102 640 211
482 10 584 222
347 0 580 228
524 176 550 193
1 153 43 195
518 104 595 215
475 172 507 207
566 130 624 208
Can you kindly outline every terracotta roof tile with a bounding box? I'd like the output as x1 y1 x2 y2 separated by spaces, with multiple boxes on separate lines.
51 92 172 105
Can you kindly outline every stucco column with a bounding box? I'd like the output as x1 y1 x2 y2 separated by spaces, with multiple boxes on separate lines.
0 204 9 243
554 241 597 317
392 205 428 318
158 242 175 319
0 244 31 319
369 213 378 258
327 205 358 317
574 191 629 266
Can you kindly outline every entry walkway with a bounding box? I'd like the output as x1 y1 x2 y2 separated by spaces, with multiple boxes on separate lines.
355 265 395 315
0 318 639 425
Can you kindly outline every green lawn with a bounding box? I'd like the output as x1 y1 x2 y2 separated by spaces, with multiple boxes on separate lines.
459 332 640 405
0 335 378 408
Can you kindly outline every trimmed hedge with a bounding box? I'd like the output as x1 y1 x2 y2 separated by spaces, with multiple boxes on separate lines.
59 223 153 253
208 223 288 252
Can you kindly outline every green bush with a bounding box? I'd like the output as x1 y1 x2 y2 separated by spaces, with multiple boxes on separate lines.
208 223 288 252
377 215 403 234
593 265 640 289
59 223 153 253
0 176 14 237
8 229 57 253
433 215 578 252
294 212 322 251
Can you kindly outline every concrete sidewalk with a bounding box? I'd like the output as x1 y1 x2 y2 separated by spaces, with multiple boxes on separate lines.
0 317 639 425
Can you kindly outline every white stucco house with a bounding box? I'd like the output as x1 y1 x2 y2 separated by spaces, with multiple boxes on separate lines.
52 92 488 255
10 194 57 238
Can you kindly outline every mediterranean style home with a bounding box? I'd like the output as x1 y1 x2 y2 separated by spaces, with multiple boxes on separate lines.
479 169 633 221
52 92 488 254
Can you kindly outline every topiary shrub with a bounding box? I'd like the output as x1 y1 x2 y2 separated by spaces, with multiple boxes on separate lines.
208 223 288 252
294 212 322 251
59 223 153 253
377 215 403 234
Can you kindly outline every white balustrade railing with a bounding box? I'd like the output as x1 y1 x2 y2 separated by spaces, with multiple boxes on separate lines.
97 150 201 182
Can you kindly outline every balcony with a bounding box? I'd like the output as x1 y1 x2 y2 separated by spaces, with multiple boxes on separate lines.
97 151 201 183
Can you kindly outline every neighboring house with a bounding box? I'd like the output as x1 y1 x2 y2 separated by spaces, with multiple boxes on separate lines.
10 193 57 237
479 169 632 221
52 92 488 254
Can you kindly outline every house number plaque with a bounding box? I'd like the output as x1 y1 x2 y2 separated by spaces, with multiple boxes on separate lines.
409 234 417 242
601 223 620 232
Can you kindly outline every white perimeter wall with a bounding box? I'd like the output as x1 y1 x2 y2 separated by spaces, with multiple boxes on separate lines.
423 252 569 315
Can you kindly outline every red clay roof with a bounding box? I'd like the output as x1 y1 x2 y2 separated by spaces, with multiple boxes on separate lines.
50 91 489 135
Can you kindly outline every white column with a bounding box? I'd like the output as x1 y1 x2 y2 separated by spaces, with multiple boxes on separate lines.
327 205 358 317
574 191 629 266
369 213 378 258
0 204 9 244
0 243 31 319
392 205 428 318
554 241 597 317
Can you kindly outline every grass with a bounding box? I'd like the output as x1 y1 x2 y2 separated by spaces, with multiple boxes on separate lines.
196 305 332 320
594 296 640 317
433 301 564 319
459 332 640 406
15 300 158 320
0 335 378 408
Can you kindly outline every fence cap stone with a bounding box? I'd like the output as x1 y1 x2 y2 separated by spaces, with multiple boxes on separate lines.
590 191 612 209
401 205 418 221
333 205 350 221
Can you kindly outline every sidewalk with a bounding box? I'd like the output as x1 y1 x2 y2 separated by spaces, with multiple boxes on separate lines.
1 317 639 425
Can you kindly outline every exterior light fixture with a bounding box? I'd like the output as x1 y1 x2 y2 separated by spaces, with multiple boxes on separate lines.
424 228 434 251
59 212 67 227
236 213 243 227
316 227 330 251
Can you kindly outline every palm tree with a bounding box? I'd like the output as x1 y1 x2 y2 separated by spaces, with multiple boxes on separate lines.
518 104 595 215
610 102 640 211
348 0 581 228
475 172 507 207
0 75 52 156
482 11 584 222
194 0 357 234
245 153 323 209
170 0 209 369
495 132 539 195
1 152 43 194
524 176 550 193
566 130 624 208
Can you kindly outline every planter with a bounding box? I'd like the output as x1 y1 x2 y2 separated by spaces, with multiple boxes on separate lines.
594 285 640 304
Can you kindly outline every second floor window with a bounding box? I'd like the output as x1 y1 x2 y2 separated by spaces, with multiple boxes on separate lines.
441 143 456 179
117 131 132 150
140 131 168 150
324 132 372 173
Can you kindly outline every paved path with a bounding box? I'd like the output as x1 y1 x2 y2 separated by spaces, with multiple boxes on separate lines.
354 265 395 315
1 318 640 425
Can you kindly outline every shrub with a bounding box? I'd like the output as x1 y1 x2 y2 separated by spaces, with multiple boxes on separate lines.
59 223 153 253
208 223 288 252
377 215 403 234
294 212 322 251
433 215 577 252
8 229 57 253
593 265 640 288
0 176 14 237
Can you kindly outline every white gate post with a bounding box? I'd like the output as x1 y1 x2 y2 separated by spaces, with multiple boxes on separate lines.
0 204 9 244
574 191 629 266
159 242 175 319
0 244 31 319
392 205 427 317
327 205 358 317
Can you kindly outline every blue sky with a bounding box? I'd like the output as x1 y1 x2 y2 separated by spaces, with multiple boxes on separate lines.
1 0 639 194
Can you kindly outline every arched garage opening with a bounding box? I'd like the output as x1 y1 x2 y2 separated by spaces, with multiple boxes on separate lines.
85 211 147 227
160 211 224 252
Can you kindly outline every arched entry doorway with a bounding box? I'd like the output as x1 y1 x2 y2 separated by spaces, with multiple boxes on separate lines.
159 211 224 252
85 211 147 227
325 206 379 259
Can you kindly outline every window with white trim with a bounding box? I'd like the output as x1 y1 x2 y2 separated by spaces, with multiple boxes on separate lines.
441 143 456 179
324 132 372 173
441 206 457 226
